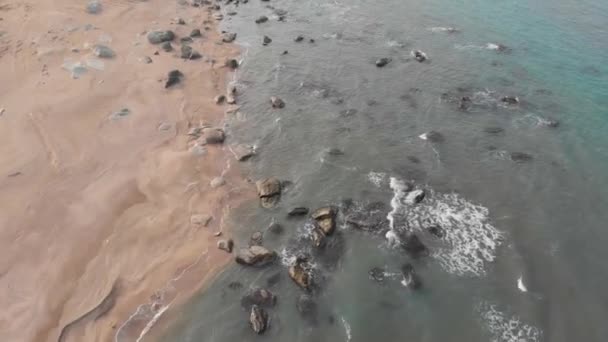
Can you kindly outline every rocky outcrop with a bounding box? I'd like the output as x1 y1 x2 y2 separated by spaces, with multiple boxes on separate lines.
249 305 268 334
256 178 281 208
241 288 276 309
311 206 336 236
236 246 276 266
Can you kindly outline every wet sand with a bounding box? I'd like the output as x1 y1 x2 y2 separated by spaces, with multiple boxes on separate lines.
0 1 250 341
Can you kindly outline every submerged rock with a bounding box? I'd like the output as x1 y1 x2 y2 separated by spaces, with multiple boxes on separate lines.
222 32 237 43
165 69 183 88
266 272 281 287
510 152 533 163
225 58 239 69
294 35 304 42
427 225 445 238
401 233 429 258
484 126 504 134
228 281 243 290
255 16 269 24
288 207 309 217
249 231 263 246
270 96 285 108
263 35 272 46
375 57 391 67
412 50 428 62
256 178 281 208
296 294 318 324
501 96 519 105
217 239 234 253
236 246 277 266
241 288 276 309
147 30 175 44
267 222 284 235
249 305 268 334
311 206 336 236
368 267 386 283
401 263 421 289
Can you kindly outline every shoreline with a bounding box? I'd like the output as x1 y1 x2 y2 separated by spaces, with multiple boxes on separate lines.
0 1 250 341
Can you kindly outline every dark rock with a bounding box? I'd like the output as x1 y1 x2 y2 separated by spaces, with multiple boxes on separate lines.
427 225 445 238
375 57 391 67
296 294 318 324
165 69 183 88
282 50 289 55
147 30 175 44
510 152 533 163
266 272 281 287
484 126 504 134
288 259 312 291
294 35 304 42
225 58 239 69
249 305 268 334
412 50 427 62
288 207 309 217
270 96 285 108
267 222 284 235
401 263 421 289
405 189 425 204
190 29 202 37
256 178 281 208
228 281 243 290
255 16 269 24
309 38 315 43
222 32 237 43
217 239 234 253
236 246 277 266
458 96 472 111
200 127 225 144
241 288 276 309
214 94 226 104
250 231 263 246
326 148 344 156
311 206 336 236
421 130 444 143
176 18 186 25
263 35 272 46
407 156 420 163
368 267 386 283
501 96 519 105
181 45 202 59
161 41 173 52
142 56 153 64
401 233 428 258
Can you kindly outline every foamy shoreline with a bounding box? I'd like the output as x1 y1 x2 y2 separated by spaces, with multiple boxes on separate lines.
0 1 251 341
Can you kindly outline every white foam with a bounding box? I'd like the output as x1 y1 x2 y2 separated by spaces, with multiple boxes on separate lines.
517 276 528 292
478 302 541 342
387 177 409 231
429 26 458 33
368 171 387 187
340 316 352 341
486 43 500 50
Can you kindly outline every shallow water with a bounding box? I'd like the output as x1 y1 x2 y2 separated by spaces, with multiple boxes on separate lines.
166 0 608 341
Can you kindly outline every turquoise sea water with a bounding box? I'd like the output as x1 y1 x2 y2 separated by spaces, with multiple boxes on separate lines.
164 0 608 341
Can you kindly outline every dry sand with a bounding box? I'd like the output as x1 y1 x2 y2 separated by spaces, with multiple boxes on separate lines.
0 1 251 341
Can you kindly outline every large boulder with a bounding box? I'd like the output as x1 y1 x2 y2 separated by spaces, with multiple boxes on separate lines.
249 305 268 334
311 206 336 236
288 259 312 291
241 288 277 309
256 178 281 208
235 246 276 266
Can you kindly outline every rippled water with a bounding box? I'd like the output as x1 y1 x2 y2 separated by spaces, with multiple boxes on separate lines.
165 0 608 341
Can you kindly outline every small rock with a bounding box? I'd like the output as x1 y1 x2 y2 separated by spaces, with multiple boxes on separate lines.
214 231 222 237
161 41 173 52
214 94 226 104
228 281 243 290
241 288 276 309
222 32 237 43
232 144 255 161
510 152 533 163
181 45 203 59
217 239 234 253
165 69 183 88
270 96 285 108
176 18 186 25
225 58 239 69
142 56 153 64
109 108 130 120
309 38 315 43
288 207 309 217
236 246 277 266
262 36 272 46
255 16 268 24
310 228 325 248
147 30 175 44
405 189 425 204
250 231 263 246
249 305 268 334
375 57 391 67
191 214 212 227
200 127 225 144
210 177 225 188
93 44 114 58
180 36 194 44
412 50 428 62
501 96 519 105
542 118 560 128
282 50 289 55
294 35 304 42
190 29 202 37
267 222 284 235
326 148 344 156
85 0 102 14
213 13 224 21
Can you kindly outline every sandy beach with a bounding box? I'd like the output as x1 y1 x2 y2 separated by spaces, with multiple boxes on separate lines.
0 1 250 341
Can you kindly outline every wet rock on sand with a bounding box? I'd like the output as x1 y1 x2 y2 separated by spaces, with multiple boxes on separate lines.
214 94 226 104
93 45 114 58
217 239 234 253
222 32 237 43
225 58 239 69
241 288 276 309
270 96 285 108
249 305 269 334
161 42 173 52
256 178 281 208
165 69 183 88
190 29 202 37
250 231 263 246
312 206 336 235
236 246 277 266
148 30 175 44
